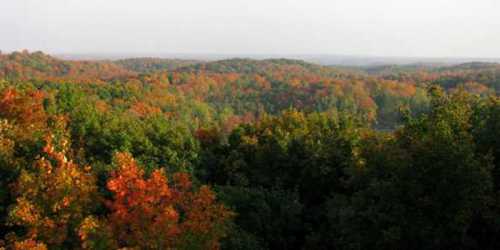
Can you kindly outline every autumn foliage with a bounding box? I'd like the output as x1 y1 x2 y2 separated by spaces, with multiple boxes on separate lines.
6 135 97 248
2 138 232 249
0 88 47 135
2 51 500 249
105 152 233 249
0 90 232 249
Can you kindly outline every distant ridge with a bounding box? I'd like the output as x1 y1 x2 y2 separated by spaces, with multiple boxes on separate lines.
175 58 324 74
52 52 500 67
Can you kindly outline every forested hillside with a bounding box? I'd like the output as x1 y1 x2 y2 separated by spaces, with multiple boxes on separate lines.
114 58 200 73
0 51 500 249
0 51 136 82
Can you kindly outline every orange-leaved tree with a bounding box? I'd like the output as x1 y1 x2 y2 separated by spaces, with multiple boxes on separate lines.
7 135 98 248
0 88 47 135
106 152 233 250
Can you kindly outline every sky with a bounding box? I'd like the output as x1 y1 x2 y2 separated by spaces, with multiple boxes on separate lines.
1 0 500 58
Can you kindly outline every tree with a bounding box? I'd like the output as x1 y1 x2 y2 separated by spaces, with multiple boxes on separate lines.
105 152 232 250
6 135 98 248
327 88 494 249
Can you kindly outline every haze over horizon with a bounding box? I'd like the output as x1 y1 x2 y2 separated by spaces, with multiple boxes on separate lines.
2 0 500 58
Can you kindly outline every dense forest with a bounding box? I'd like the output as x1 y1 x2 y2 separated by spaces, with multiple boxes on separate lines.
0 50 500 249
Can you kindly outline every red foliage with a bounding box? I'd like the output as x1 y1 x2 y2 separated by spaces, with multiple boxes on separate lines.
0 89 47 131
106 152 233 249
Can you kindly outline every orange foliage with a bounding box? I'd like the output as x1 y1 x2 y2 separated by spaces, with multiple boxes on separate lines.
94 99 109 113
453 82 491 95
11 239 47 250
8 135 97 247
129 101 162 118
379 80 417 97
106 152 233 249
0 89 47 132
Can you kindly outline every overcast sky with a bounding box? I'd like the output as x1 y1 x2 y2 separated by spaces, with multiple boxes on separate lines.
1 0 499 58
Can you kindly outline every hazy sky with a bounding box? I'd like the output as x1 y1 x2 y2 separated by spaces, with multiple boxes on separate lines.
1 0 500 57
